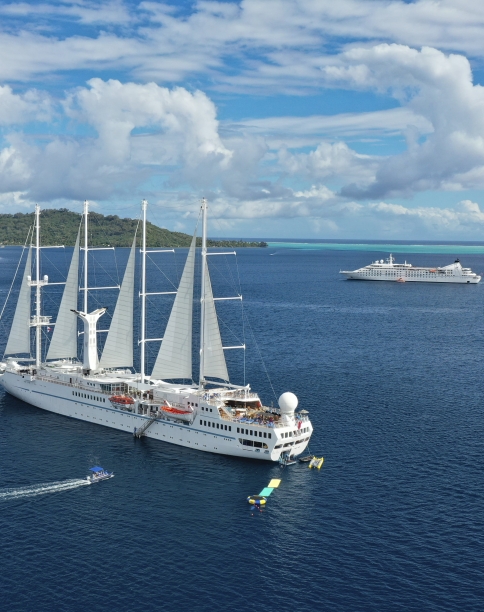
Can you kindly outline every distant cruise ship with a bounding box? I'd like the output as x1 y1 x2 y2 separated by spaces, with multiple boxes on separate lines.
340 254 481 283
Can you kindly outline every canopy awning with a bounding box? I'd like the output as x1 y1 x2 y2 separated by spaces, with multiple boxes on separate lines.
89 466 105 473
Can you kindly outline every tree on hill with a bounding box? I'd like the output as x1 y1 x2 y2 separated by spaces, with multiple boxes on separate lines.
0 209 267 248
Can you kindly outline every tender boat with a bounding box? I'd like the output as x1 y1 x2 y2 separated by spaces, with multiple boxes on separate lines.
298 455 314 463
87 466 114 483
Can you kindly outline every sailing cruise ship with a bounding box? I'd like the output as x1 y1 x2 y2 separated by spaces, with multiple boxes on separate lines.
340 254 481 283
0 200 312 461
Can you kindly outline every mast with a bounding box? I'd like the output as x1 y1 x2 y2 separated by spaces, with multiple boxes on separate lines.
83 200 88 312
199 197 207 388
35 204 41 368
140 199 147 383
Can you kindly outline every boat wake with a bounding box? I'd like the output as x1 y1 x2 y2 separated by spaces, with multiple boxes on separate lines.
0 478 91 501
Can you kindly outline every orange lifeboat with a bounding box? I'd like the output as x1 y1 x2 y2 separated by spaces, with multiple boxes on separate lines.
109 395 135 409
161 401 193 415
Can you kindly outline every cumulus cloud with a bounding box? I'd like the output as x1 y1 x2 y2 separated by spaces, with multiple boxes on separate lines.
279 141 378 183
0 85 51 124
309 44 484 199
0 79 233 201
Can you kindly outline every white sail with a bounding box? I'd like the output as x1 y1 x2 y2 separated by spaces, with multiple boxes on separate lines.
99 237 136 369
46 231 80 360
5 248 32 355
151 234 196 380
202 260 229 382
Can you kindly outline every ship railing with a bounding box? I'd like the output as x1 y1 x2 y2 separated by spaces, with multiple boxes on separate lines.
33 374 114 395
220 413 310 428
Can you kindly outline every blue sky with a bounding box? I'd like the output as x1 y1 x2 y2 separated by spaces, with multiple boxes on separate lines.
2 0 484 239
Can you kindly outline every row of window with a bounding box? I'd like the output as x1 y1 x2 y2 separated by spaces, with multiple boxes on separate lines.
237 427 272 439
239 439 268 449
72 391 105 403
367 270 449 276
281 427 309 439
275 437 310 449
201 406 213 412
199 420 232 432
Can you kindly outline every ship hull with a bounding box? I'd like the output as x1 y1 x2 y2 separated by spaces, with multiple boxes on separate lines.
1 372 309 462
340 272 480 283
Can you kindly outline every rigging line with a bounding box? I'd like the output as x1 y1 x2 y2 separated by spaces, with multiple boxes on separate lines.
209 253 239 294
40 250 68 281
87 250 121 293
0 226 33 322
216 312 244 344
146 255 179 291
243 309 278 401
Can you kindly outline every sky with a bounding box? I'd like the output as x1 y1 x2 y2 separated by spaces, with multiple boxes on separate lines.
2 0 484 238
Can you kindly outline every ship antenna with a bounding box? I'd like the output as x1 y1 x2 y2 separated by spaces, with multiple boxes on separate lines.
199 197 207 389
140 199 147 384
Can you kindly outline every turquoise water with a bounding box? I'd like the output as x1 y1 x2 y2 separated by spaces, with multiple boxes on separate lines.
268 242 484 255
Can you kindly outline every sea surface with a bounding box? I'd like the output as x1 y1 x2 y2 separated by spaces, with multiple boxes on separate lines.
1 243 483 611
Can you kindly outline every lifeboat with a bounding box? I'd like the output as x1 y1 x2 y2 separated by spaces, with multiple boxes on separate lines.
161 405 192 415
109 395 135 409
159 401 194 419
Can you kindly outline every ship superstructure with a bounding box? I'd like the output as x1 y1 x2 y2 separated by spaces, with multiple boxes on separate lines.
340 254 481 283
0 200 312 461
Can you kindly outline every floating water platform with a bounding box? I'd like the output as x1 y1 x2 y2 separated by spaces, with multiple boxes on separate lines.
248 478 282 506
308 457 324 469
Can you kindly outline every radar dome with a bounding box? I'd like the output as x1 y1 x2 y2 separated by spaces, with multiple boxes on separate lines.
278 392 298 415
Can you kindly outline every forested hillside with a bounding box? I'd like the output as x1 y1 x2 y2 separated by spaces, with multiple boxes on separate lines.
0 209 267 248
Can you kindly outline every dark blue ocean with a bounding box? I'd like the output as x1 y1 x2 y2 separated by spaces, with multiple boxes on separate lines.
1 244 484 611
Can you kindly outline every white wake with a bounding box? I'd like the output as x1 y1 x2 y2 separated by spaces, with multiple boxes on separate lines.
0 478 91 500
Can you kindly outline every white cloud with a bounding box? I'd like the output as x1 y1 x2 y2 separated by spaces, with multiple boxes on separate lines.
227 108 432 147
0 85 51 124
1 0 484 87
279 141 378 183
0 79 233 201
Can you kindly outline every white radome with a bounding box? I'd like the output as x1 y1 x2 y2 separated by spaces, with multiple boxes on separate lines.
278 392 298 414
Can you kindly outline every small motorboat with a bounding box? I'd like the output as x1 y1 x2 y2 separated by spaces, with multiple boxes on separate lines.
87 466 114 483
298 455 314 463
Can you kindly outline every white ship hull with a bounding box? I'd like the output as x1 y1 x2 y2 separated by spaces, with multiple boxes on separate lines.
341 254 481 283
1 371 311 462
341 271 480 283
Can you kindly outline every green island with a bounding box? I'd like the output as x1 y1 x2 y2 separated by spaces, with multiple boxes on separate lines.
0 209 267 248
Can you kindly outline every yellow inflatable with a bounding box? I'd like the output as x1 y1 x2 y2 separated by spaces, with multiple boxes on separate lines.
247 495 267 505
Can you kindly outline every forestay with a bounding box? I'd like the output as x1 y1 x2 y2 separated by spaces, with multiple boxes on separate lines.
99 236 136 369
47 231 80 360
5 248 32 356
151 234 196 380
